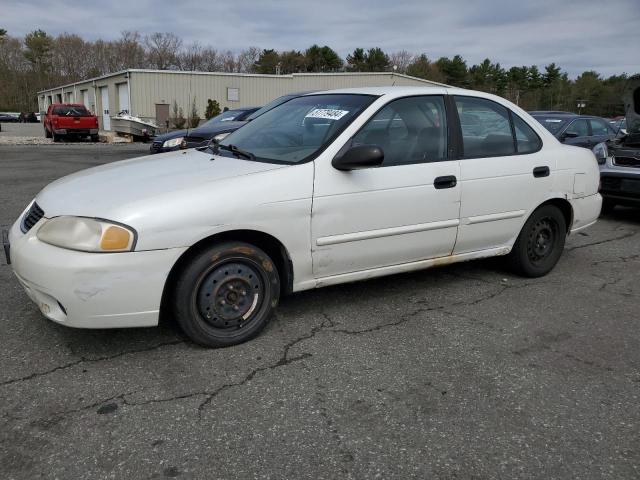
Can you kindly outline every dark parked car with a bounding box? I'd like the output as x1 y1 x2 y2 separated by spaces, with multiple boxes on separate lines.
529 112 616 149
0 113 19 123
19 112 39 123
181 92 317 150
149 107 259 154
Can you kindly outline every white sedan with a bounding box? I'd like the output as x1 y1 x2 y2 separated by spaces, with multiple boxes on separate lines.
4 87 602 347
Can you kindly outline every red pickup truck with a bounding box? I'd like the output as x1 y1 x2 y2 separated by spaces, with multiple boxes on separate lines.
44 103 99 142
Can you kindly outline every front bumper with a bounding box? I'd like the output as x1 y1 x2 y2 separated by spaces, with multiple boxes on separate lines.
149 142 181 154
600 172 640 205
8 219 187 329
53 128 98 135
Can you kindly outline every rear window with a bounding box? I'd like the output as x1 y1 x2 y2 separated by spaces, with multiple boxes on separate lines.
52 106 91 116
532 116 569 134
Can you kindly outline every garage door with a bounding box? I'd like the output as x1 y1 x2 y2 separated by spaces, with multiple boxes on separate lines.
100 87 110 130
117 83 129 114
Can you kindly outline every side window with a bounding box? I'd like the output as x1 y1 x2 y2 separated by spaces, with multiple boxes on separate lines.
512 114 542 153
352 96 447 166
454 96 515 158
566 119 589 137
589 119 610 135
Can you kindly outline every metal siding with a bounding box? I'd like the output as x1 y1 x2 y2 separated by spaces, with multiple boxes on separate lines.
43 71 441 127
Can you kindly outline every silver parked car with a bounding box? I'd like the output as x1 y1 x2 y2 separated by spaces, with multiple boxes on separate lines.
593 75 640 212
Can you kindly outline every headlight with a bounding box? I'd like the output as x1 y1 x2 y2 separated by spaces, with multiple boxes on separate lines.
162 137 183 148
592 142 608 165
213 132 230 143
36 217 136 252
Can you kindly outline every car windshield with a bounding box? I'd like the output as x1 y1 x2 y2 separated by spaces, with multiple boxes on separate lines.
245 95 301 121
53 105 91 116
215 94 376 164
532 115 570 134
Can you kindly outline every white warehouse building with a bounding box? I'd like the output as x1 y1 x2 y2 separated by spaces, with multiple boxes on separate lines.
37 69 444 131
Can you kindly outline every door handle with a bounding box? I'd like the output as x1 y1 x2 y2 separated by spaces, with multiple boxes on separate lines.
434 175 457 189
533 166 550 178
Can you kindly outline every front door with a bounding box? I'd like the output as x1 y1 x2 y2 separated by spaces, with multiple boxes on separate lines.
452 95 552 254
311 95 461 278
100 87 110 130
156 104 170 130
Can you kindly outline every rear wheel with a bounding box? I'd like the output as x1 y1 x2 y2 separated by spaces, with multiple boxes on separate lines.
172 242 280 347
506 205 566 277
52 132 61 142
44 127 51 138
91 134 99 142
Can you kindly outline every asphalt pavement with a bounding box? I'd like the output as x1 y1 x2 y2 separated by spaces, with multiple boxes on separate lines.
1 144 639 479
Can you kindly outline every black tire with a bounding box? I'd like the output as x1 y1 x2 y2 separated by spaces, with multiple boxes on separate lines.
172 241 280 347
45 127 51 138
91 134 99 142
52 132 61 142
506 205 567 277
600 198 616 215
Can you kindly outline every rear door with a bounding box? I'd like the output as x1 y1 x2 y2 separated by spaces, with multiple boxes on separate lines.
452 95 549 254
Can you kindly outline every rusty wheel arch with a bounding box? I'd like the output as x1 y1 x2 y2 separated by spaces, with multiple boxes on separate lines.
160 230 294 321
536 198 573 233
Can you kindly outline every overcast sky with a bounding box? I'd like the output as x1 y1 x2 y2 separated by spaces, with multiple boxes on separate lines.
3 0 639 77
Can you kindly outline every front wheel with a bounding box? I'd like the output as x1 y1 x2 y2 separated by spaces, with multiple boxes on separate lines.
172 242 280 347
52 132 61 142
506 205 567 277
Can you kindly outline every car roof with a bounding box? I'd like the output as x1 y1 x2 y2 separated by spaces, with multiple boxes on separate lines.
308 86 449 97
529 110 576 115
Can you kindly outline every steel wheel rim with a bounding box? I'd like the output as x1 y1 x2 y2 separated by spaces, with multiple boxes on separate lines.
194 259 265 333
527 217 557 265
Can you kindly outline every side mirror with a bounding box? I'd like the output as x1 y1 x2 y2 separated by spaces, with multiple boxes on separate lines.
563 131 579 139
332 144 384 171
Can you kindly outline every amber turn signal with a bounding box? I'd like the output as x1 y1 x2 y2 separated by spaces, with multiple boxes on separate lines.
100 226 132 251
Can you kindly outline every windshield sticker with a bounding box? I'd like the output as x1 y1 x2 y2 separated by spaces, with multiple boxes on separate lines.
545 119 563 123
305 108 350 121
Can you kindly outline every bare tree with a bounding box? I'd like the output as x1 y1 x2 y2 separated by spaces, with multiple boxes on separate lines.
144 32 182 69
218 50 236 72
178 42 205 71
389 50 414 74
113 31 146 70
236 47 260 73
50 33 93 81
200 47 220 72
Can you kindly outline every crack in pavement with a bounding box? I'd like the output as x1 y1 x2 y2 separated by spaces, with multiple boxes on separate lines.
0 339 184 387
195 316 335 415
591 254 640 267
0 276 550 420
566 230 638 252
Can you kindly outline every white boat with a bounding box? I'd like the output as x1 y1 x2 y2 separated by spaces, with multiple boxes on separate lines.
110 112 158 137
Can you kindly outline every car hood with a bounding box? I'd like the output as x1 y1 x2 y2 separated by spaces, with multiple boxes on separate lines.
153 129 188 142
623 75 640 134
36 149 286 221
186 121 247 137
